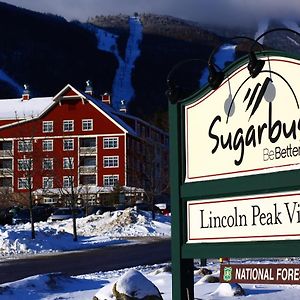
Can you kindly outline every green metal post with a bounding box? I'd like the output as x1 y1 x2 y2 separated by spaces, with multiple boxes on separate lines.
169 102 194 300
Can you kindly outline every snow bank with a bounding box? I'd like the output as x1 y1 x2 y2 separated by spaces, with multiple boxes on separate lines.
2 261 300 299
114 269 161 299
211 282 245 297
0 208 171 257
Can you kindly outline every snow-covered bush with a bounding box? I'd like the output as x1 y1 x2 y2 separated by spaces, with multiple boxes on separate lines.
94 269 163 300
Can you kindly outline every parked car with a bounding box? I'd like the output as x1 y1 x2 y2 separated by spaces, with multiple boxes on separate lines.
11 206 51 225
133 203 162 214
0 208 13 225
47 208 84 222
155 203 171 216
12 209 31 225
114 203 129 210
33 205 53 221
86 205 116 215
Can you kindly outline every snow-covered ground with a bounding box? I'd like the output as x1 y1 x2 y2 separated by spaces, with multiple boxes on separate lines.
1 260 300 299
0 208 171 257
0 208 299 299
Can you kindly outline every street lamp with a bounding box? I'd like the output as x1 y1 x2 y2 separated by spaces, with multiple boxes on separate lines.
247 28 300 78
166 58 207 104
166 36 264 103
208 36 264 88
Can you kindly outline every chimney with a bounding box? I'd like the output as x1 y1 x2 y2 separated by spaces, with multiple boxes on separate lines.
22 84 30 101
119 100 127 113
101 92 111 105
85 80 93 95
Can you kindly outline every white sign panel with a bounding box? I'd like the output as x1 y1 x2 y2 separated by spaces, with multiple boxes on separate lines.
185 56 300 182
187 191 300 243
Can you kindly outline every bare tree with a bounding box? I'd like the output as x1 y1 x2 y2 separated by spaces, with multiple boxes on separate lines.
127 137 169 219
53 156 80 242
0 133 40 238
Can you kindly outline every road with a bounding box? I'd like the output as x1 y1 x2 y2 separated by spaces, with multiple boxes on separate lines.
0 237 171 284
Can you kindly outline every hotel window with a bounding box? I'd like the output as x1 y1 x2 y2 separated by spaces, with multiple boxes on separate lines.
42 140 53 151
43 158 53 170
43 177 53 189
63 176 74 188
82 119 93 131
103 156 119 168
103 137 118 149
103 175 119 187
42 121 53 133
18 177 32 189
18 159 33 171
63 139 74 151
18 140 33 152
63 120 74 132
63 157 74 169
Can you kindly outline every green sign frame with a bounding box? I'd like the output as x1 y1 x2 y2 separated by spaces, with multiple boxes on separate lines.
169 50 300 299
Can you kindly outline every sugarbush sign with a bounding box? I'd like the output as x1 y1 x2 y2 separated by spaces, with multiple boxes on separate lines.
185 56 300 182
170 51 300 299
185 55 300 244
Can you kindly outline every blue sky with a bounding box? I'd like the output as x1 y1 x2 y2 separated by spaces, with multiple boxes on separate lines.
2 0 300 26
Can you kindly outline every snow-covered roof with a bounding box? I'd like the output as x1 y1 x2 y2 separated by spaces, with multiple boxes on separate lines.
0 97 53 120
0 84 164 138
114 110 168 135
0 84 137 135
82 91 137 136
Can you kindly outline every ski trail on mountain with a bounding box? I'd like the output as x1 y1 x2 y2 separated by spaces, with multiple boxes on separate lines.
254 19 269 44
199 44 236 86
0 69 23 95
112 16 143 109
281 20 300 46
94 16 143 110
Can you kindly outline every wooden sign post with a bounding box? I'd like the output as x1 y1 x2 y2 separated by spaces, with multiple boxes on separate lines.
169 50 300 299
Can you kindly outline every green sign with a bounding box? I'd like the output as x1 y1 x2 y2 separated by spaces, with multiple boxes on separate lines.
169 50 300 300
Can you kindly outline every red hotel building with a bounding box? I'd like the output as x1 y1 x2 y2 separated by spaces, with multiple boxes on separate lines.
0 83 169 206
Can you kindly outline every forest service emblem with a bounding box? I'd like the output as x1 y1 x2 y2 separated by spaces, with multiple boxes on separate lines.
223 266 233 282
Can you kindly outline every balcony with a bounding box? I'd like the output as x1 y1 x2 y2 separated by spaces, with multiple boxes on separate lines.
79 166 97 174
0 150 12 157
0 186 12 192
0 168 13 176
79 147 97 155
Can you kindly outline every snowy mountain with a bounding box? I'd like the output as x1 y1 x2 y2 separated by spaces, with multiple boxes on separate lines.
0 2 300 128
91 16 143 110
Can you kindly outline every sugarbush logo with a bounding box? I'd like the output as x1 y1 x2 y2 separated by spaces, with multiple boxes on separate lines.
208 73 299 166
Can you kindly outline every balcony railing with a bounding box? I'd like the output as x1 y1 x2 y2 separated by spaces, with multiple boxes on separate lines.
0 168 13 175
0 187 13 192
79 166 97 174
79 147 96 155
0 150 12 157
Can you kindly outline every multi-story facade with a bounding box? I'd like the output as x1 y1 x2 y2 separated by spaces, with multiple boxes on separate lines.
0 83 169 206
